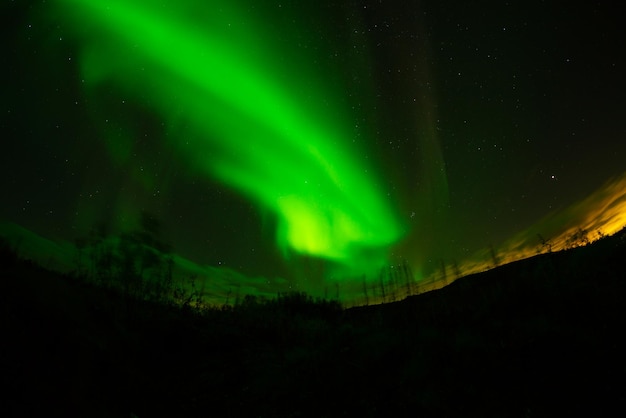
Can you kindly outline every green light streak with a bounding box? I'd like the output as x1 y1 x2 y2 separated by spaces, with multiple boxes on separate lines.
53 0 404 275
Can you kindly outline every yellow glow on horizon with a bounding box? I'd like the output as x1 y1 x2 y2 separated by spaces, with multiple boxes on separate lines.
417 172 626 292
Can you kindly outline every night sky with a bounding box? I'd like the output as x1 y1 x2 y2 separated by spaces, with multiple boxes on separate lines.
2 0 626 304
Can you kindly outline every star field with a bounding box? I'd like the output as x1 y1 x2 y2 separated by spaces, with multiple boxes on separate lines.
2 0 625 304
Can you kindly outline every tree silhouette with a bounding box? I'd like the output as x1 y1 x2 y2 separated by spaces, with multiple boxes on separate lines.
452 259 461 279
440 259 448 284
73 237 88 278
362 275 369 306
379 267 387 303
76 211 174 302
537 234 553 254
565 227 590 249
402 260 412 296
489 244 500 268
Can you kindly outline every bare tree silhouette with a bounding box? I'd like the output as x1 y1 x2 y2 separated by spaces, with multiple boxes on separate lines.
537 234 553 254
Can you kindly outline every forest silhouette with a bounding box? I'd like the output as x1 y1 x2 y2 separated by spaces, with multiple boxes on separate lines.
1 225 626 416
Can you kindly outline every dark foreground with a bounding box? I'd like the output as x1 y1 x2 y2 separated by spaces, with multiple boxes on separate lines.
2 230 626 417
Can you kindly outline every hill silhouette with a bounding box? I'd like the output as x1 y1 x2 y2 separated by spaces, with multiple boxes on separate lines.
1 228 625 417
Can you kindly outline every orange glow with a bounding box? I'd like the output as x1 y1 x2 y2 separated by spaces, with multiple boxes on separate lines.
418 172 626 291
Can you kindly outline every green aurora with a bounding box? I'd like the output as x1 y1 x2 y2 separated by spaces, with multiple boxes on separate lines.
4 0 626 306
52 0 406 278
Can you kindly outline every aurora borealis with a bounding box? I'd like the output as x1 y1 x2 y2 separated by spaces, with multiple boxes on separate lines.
2 0 626 304
52 0 405 275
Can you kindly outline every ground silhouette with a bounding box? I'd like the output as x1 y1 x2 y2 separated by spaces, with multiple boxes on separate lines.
1 228 625 417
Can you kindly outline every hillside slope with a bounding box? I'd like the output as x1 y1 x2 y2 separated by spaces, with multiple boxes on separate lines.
1 229 625 417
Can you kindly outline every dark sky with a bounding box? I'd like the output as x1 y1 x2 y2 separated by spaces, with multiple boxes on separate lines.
2 0 625 303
